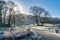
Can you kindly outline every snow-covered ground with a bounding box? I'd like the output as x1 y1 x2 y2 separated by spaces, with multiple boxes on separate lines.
0 28 29 39
31 27 60 36
30 27 60 40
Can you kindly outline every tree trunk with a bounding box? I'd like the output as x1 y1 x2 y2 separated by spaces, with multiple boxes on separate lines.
4 14 5 24
36 19 39 26
37 21 39 26
8 15 11 27
13 16 15 27
4 10 6 25
0 10 2 26
8 9 12 27
41 22 43 26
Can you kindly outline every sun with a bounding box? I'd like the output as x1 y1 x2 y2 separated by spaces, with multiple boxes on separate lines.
14 1 23 14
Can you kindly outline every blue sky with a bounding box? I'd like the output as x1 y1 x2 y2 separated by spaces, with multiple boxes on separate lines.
5 0 60 18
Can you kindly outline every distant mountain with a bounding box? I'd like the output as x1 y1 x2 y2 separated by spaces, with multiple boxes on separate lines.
10 14 60 26
23 15 60 24
48 18 60 24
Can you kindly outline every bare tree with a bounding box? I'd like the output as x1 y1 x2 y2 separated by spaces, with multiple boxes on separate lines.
7 1 16 26
11 9 20 27
30 6 45 26
11 13 16 27
3 3 8 24
44 11 51 23
0 0 6 26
